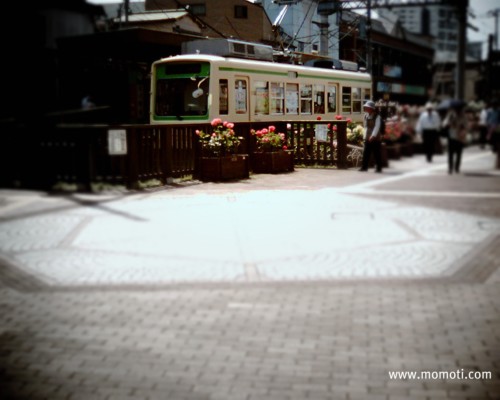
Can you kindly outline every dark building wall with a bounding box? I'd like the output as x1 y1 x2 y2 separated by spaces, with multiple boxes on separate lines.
145 0 274 43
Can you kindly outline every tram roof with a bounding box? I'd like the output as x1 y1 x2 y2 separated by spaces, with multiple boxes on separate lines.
154 54 372 81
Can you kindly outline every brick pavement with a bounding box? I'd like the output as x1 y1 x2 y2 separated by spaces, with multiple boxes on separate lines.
0 145 499 399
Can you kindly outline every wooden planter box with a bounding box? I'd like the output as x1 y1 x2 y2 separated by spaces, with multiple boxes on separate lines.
252 150 294 174
385 143 401 160
399 142 414 157
199 154 249 181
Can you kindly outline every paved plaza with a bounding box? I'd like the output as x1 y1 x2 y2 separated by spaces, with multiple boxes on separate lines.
1 145 500 399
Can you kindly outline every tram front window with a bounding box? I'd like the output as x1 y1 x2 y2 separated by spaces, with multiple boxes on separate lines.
155 77 209 118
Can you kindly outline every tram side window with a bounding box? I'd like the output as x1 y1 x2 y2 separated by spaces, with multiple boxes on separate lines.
313 85 325 114
352 87 362 113
342 87 351 114
235 79 247 114
254 81 269 115
286 83 299 114
270 82 284 114
327 85 337 113
363 88 371 102
219 79 228 115
300 84 312 114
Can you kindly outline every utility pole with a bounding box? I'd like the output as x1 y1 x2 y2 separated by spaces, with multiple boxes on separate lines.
488 8 500 49
316 0 338 56
366 0 372 74
456 0 467 100
124 0 129 23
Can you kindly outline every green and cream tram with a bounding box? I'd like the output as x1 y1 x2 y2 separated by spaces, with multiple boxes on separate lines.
150 53 372 125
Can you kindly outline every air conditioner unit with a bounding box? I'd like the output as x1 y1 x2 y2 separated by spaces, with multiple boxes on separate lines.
182 39 274 61
340 60 358 71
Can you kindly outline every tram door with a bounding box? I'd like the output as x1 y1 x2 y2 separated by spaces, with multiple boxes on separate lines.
234 77 249 121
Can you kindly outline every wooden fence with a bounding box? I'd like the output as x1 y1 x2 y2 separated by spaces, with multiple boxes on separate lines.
0 120 347 192
288 120 347 168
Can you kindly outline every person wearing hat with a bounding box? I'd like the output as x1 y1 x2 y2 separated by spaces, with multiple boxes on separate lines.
415 101 441 162
443 101 468 174
359 100 383 173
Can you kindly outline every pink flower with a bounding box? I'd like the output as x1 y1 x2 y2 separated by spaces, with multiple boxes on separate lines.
332 125 338 131
282 145 288 150
195 130 201 135
335 115 343 120
269 125 276 132
211 118 222 126
226 122 234 129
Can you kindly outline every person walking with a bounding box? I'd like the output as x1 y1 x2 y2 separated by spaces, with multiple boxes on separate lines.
486 99 499 152
359 100 383 173
443 101 468 174
478 102 490 149
415 101 441 162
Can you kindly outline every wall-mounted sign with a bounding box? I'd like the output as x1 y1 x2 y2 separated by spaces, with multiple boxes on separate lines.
315 124 328 142
108 129 127 155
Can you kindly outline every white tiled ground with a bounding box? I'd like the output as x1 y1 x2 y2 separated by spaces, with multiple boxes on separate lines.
3 186 499 286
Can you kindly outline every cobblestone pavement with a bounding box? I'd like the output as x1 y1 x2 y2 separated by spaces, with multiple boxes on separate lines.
1 145 499 399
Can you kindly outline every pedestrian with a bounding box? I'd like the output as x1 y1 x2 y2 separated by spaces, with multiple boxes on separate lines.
486 99 499 152
359 100 383 173
442 101 468 174
415 101 441 162
478 101 490 149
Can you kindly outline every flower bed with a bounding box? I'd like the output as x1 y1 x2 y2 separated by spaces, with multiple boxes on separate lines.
196 119 249 181
251 125 294 173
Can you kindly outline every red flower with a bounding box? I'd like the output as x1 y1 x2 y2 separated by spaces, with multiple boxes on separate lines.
316 116 322 120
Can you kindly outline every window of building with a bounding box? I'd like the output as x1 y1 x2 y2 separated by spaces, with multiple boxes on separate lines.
235 5 248 18
189 4 206 16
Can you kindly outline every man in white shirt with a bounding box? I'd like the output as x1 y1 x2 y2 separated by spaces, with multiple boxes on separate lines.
416 102 441 162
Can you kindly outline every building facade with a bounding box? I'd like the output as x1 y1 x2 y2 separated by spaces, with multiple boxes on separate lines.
145 0 275 44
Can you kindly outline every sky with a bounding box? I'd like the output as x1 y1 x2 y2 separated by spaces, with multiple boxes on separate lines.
86 0 500 50
468 0 500 44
